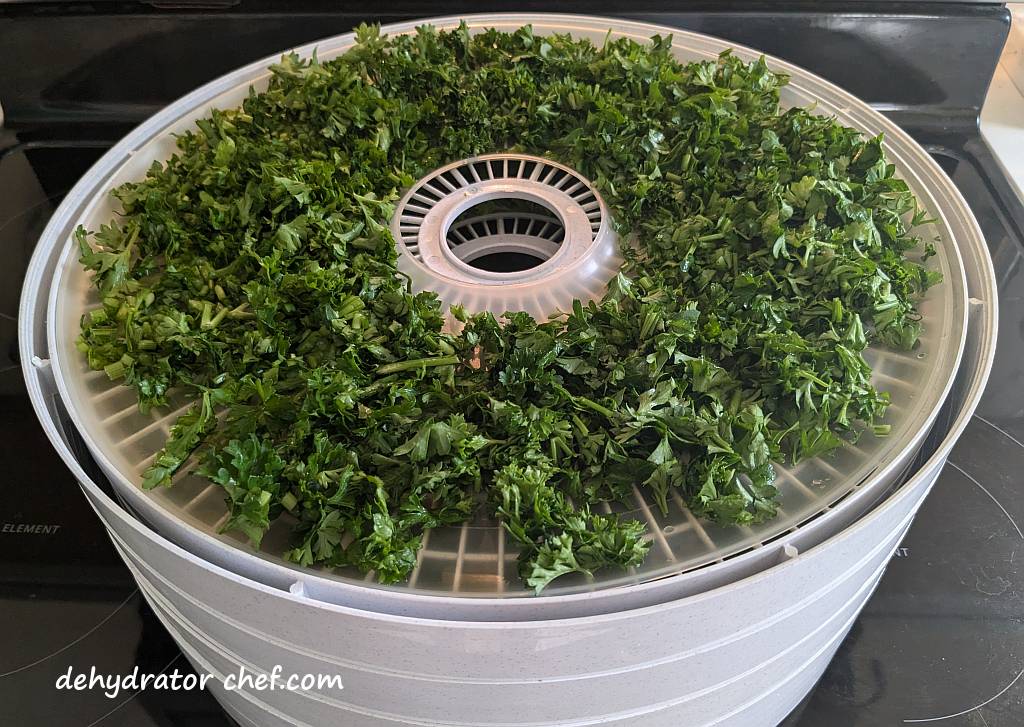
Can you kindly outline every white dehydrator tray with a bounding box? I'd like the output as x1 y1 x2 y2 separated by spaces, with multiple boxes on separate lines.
22 166 996 726
21 14 997 727
35 15 974 620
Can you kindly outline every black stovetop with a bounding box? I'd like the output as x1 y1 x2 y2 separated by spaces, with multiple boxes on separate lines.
2 4 1023 726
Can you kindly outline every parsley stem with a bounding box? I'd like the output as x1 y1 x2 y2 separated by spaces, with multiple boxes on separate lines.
575 396 617 419
354 374 399 399
227 302 255 319
208 306 229 329
199 301 213 329
374 355 459 375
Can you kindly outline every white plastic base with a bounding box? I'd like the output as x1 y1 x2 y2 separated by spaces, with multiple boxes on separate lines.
83 442 927 726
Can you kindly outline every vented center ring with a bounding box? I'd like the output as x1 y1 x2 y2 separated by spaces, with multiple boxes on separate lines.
391 154 621 320
437 188 574 281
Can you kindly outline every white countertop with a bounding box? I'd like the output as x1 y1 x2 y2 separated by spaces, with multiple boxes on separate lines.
980 4 1024 203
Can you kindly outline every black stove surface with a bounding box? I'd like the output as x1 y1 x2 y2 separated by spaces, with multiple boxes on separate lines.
2 4 1023 726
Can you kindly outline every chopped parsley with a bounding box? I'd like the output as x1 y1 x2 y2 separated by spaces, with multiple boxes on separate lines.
76 24 940 592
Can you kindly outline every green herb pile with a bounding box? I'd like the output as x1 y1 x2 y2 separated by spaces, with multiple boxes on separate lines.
76 24 940 592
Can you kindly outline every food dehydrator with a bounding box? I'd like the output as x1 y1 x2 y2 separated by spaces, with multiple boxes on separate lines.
20 13 998 726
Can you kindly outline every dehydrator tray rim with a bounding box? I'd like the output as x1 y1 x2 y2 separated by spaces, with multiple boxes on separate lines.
35 14 975 617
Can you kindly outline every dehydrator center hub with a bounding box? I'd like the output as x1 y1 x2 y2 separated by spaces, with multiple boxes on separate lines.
391 153 622 320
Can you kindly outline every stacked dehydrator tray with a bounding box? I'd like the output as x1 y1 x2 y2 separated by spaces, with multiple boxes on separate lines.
20 13 998 727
